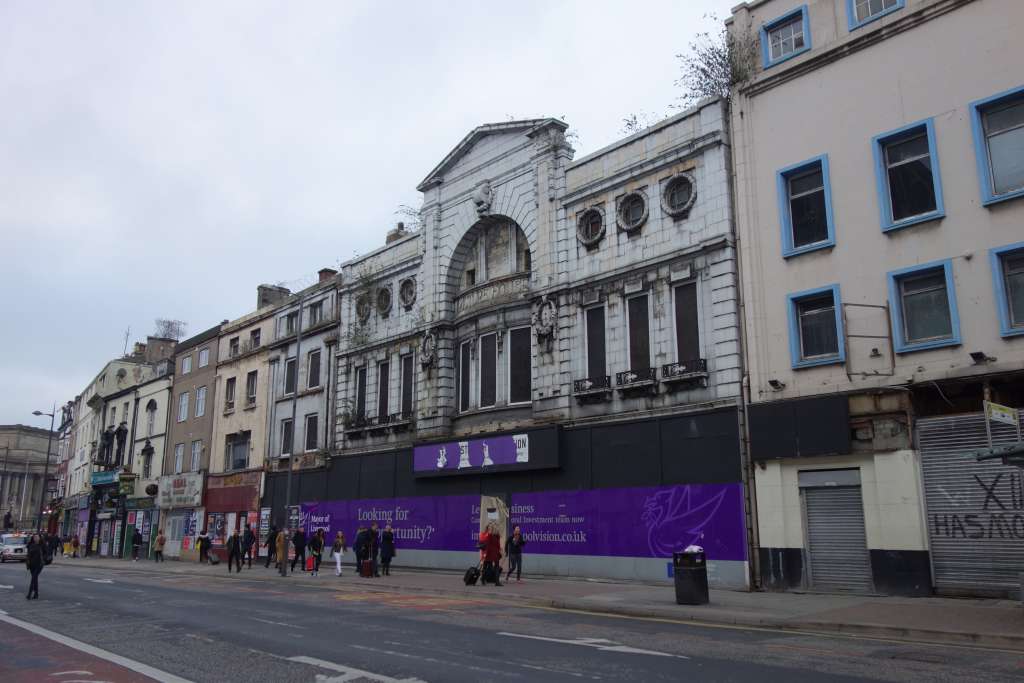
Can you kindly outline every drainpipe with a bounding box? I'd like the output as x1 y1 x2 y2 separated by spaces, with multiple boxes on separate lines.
281 293 305 577
723 96 761 590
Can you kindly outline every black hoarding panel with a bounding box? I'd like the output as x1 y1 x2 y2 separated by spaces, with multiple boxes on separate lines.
749 401 797 461
531 427 590 492
328 457 362 501
749 396 850 461
393 449 417 498
591 420 661 489
794 395 850 457
413 474 481 498
359 452 396 499
298 470 328 503
481 470 535 496
661 409 741 484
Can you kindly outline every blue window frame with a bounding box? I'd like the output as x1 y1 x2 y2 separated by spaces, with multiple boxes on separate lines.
787 285 845 369
760 5 811 69
872 118 945 232
846 0 904 31
887 260 961 353
989 242 1024 338
970 85 1024 206
777 154 835 258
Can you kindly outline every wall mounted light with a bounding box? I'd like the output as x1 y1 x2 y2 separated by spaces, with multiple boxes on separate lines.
768 379 786 391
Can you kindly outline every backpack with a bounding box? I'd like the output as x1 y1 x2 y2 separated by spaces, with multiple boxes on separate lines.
463 566 481 586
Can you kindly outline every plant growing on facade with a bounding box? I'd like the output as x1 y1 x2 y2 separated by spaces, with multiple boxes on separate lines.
674 16 759 106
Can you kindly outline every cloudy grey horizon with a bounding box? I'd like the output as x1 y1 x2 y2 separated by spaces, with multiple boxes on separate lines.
0 1 731 428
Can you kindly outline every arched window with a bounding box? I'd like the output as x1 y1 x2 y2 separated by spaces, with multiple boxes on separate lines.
456 218 530 292
145 399 158 437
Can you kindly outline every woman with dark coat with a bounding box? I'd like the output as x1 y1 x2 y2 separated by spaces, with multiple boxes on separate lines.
380 524 396 576
505 526 526 582
26 533 44 599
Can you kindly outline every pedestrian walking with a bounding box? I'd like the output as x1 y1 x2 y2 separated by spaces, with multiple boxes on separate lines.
264 525 278 568
353 524 367 574
482 523 503 586
154 530 166 562
505 526 526 582
197 529 211 564
368 522 382 577
380 524 396 576
331 531 346 576
71 534 80 558
309 529 324 577
26 533 44 600
275 527 287 571
242 524 255 569
290 527 307 573
227 529 243 573
131 528 143 561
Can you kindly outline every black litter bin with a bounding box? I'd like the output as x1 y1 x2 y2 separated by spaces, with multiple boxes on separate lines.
673 549 709 605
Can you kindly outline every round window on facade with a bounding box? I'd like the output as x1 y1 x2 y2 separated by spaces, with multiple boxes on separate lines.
376 286 393 316
617 191 648 232
576 208 605 247
662 173 697 218
399 277 416 309
355 293 372 322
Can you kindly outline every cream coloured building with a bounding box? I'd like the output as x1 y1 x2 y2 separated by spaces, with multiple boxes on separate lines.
729 0 1024 596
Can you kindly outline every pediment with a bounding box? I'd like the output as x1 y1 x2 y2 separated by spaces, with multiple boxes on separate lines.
417 118 567 192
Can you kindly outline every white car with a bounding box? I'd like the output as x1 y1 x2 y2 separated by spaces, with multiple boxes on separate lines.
0 534 28 562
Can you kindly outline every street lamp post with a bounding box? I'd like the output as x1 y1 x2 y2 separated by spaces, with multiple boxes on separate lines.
33 405 56 532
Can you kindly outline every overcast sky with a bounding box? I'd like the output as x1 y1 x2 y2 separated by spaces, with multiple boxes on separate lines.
0 0 731 428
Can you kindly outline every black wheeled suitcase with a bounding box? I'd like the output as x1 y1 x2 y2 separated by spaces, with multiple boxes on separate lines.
208 553 220 566
463 566 481 585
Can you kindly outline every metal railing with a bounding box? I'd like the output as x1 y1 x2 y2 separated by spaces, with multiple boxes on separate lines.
661 358 707 379
573 376 612 393
616 367 658 386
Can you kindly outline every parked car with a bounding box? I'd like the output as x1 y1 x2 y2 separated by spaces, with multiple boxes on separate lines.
0 533 28 562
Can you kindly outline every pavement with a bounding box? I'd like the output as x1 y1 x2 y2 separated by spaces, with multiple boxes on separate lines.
38 553 1024 652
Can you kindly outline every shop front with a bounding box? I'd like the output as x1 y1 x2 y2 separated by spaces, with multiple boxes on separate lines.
87 469 122 557
157 471 205 560
123 497 158 559
205 469 263 562
266 410 750 588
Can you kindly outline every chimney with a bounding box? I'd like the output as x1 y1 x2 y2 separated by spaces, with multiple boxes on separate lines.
385 221 408 245
145 336 175 363
318 268 338 283
257 284 291 309
132 342 147 357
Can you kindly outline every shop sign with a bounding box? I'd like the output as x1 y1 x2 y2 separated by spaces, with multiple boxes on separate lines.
119 475 136 496
985 401 1020 428
126 497 155 510
91 470 120 486
413 427 559 477
207 470 261 490
157 472 204 508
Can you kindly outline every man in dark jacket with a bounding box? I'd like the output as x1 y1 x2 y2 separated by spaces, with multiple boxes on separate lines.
131 528 143 561
290 528 307 572
353 525 367 574
264 525 278 568
226 529 243 573
242 524 256 569
26 533 44 599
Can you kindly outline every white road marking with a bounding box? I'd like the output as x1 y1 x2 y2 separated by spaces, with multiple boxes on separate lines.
83 578 113 584
0 584 13 589
49 672 94 677
249 616 306 629
0 609 192 682
498 632 690 659
287 655 426 683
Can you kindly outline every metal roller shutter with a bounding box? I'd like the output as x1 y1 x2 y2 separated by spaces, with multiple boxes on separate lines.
918 413 1024 598
804 487 874 592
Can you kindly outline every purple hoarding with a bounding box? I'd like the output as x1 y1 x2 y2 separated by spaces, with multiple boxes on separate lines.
301 483 746 561
302 495 480 551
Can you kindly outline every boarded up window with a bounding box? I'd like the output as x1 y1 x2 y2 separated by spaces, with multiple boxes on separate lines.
305 414 318 451
628 294 650 370
355 367 367 420
460 341 472 411
401 354 414 417
673 283 699 360
281 419 293 455
377 361 390 418
307 350 321 388
586 307 606 379
479 333 497 408
509 327 532 403
285 358 297 394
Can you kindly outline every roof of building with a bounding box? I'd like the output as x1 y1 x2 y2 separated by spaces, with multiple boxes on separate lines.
175 324 222 354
